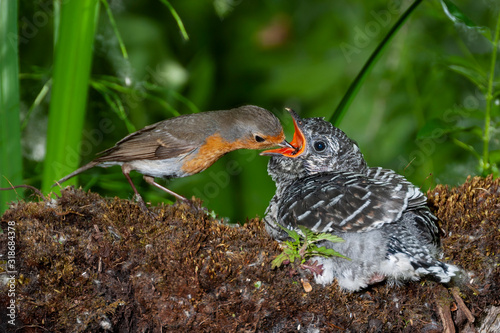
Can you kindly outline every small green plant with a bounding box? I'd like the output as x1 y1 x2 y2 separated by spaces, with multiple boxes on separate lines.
418 1 500 178
271 225 349 273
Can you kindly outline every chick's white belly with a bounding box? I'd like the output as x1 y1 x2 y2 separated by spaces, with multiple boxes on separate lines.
100 158 188 179
312 230 388 290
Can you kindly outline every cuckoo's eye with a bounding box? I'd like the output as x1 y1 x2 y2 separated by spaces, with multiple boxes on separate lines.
254 135 265 143
313 141 327 152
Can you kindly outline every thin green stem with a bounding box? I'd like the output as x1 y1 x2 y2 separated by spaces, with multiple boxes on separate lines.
101 0 129 59
452 137 481 160
329 0 423 125
90 80 137 132
159 0 189 41
483 12 500 175
90 76 182 118
21 79 52 131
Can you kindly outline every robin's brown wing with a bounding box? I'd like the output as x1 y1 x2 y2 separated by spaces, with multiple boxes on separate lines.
277 172 428 233
95 118 209 162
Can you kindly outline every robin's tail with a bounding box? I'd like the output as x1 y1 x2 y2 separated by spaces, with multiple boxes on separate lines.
52 161 100 188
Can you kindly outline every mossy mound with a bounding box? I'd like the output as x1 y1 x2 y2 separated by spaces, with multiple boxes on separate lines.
428 175 500 318
1 176 499 332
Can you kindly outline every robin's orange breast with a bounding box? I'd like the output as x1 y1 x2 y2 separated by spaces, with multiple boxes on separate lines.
180 133 245 175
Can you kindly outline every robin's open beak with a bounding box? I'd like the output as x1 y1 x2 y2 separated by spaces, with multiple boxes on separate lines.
260 108 306 157
278 140 294 149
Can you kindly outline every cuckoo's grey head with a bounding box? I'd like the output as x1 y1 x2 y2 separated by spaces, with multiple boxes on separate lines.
261 108 368 183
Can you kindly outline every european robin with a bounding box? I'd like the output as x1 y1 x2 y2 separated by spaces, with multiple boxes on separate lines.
261 108 460 291
54 105 291 202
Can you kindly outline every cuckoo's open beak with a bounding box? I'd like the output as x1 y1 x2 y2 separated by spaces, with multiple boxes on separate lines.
260 108 305 157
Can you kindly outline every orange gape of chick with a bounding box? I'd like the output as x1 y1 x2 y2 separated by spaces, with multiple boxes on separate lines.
54 105 291 202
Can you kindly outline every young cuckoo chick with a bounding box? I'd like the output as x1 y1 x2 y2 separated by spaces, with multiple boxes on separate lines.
261 108 460 291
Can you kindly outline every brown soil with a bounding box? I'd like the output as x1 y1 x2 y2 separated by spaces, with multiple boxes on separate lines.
0 175 499 332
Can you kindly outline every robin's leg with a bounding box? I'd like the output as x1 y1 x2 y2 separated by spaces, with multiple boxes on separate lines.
143 175 189 202
121 164 148 211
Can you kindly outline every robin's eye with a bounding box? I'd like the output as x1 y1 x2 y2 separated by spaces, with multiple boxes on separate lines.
255 135 265 143
314 141 326 152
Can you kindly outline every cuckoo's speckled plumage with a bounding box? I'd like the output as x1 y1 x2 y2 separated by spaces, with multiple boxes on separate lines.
261 109 460 291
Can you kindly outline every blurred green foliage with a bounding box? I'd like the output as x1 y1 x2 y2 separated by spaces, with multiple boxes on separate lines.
15 0 500 222
41 0 100 194
0 0 22 212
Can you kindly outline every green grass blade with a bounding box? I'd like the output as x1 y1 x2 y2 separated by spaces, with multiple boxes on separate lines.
0 0 23 212
143 81 198 115
42 0 100 193
329 0 423 125
21 78 51 131
90 79 137 133
159 0 189 41
482 11 500 175
101 0 129 59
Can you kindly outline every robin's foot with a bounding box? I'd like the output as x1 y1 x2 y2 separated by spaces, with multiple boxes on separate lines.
175 197 209 216
133 193 150 212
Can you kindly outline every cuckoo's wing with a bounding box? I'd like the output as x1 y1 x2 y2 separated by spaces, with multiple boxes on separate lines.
366 167 428 209
366 167 439 243
277 172 428 233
